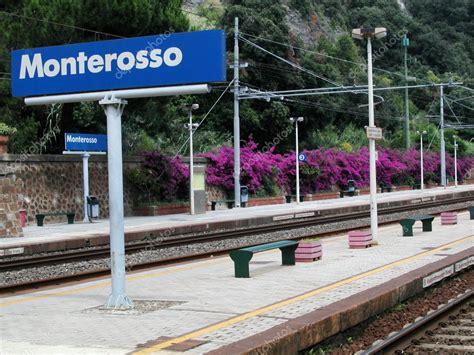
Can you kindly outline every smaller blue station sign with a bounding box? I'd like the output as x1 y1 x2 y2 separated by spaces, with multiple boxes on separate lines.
65 133 107 152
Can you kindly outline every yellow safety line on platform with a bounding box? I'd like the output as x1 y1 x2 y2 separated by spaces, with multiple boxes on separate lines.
134 235 474 354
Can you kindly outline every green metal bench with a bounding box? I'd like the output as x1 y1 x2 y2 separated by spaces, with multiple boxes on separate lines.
285 195 304 203
399 215 434 237
35 212 75 227
469 206 474 220
210 200 235 210
339 189 360 197
229 240 298 278
340 179 358 198
380 184 393 193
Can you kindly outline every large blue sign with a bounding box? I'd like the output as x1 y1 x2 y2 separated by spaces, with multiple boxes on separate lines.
11 30 226 97
65 133 107 152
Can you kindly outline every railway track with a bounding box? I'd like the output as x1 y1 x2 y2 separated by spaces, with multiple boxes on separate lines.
1 196 472 291
362 288 473 354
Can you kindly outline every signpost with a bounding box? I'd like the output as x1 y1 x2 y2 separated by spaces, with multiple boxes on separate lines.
298 153 307 162
366 126 383 140
13 29 226 309
63 133 107 223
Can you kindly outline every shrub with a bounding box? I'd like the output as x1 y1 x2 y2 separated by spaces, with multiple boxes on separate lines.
128 151 189 203
201 138 283 196
202 139 473 194
132 139 473 201
0 122 17 136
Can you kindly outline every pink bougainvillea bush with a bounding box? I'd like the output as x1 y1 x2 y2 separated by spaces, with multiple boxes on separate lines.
201 140 473 196
129 151 189 202
135 140 473 201
201 139 284 195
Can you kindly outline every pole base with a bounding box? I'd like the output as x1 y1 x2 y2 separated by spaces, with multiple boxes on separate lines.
105 293 134 309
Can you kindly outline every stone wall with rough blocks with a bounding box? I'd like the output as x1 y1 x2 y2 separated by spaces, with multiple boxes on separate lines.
0 173 23 237
0 155 218 229
0 154 142 227
205 185 227 206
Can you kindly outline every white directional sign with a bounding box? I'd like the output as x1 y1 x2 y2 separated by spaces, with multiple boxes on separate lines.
298 153 307 162
366 127 383 140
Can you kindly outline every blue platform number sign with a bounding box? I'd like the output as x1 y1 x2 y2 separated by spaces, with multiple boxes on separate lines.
11 30 226 97
298 153 307 162
65 133 107 152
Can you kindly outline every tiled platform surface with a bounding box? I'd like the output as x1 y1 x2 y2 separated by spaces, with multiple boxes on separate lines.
1 185 472 251
1 211 472 355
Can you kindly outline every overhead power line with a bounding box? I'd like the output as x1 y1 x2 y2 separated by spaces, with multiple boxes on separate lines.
0 10 125 39
175 79 235 157
239 36 341 87
239 32 434 85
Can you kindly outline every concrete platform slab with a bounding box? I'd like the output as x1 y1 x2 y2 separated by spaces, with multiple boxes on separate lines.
1 185 472 256
1 211 472 354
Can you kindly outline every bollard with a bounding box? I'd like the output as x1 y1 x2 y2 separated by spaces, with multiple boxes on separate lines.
19 209 26 227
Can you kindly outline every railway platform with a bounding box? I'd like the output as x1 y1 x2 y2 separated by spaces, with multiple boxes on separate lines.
0 209 472 354
0 185 473 256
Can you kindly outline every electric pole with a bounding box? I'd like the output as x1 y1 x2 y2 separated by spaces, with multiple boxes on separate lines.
233 17 241 207
403 33 410 149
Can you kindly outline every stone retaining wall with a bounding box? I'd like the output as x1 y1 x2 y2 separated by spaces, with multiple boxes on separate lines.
0 154 142 227
0 173 23 237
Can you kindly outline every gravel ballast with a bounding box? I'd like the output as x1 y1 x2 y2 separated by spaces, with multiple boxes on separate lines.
1 203 470 287
304 270 473 354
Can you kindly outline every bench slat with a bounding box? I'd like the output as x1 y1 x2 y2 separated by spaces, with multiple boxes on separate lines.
239 240 298 253
401 215 433 221
38 212 74 216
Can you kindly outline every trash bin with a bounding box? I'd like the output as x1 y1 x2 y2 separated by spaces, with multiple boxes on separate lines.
240 186 249 207
87 196 100 219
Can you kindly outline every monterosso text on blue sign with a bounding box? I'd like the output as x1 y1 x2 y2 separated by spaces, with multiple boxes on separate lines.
11 30 226 97
65 133 107 152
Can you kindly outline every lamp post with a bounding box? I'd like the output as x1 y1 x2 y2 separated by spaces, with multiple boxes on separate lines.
185 104 199 215
453 135 458 187
352 27 387 241
440 85 446 188
416 131 427 192
290 117 304 204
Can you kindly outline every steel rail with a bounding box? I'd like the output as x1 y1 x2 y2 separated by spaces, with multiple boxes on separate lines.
361 288 474 354
0 197 472 292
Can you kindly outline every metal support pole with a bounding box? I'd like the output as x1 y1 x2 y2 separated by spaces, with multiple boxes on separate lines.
404 37 410 149
454 138 458 187
420 135 424 192
100 96 133 309
295 121 300 205
233 17 241 208
82 153 90 223
189 109 195 215
440 85 446 188
367 38 378 240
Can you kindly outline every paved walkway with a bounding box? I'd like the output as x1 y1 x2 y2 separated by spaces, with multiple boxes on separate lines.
1 185 472 249
1 210 472 354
